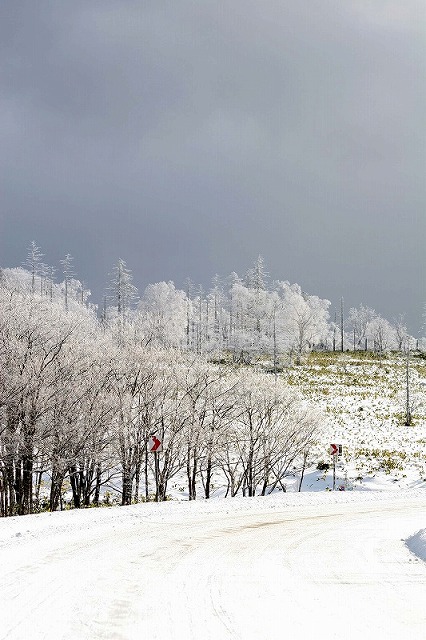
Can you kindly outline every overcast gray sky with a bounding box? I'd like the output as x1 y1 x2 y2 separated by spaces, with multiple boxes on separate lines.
1 1 425 332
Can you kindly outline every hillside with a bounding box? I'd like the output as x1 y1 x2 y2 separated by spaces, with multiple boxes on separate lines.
285 351 426 491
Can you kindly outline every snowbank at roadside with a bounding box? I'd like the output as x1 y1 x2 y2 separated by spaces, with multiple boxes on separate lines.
406 528 426 562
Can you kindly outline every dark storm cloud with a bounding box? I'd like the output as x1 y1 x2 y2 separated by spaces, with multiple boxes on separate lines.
0 1 425 331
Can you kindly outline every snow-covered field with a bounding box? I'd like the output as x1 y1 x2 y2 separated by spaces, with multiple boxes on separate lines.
287 351 426 489
1 490 425 640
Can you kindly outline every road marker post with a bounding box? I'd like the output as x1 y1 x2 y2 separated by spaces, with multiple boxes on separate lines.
328 444 342 490
148 435 163 501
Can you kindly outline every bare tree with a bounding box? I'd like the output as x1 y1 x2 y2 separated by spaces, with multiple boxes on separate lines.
24 241 44 295
60 254 75 312
109 259 138 319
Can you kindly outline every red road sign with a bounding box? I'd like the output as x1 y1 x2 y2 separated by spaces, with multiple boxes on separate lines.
329 443 339 456
148 435 162 452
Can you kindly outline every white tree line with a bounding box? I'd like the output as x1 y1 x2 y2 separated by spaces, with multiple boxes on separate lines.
136 256 412 362
13 246 416 361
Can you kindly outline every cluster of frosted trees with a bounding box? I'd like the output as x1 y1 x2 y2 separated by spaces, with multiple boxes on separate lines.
0 265 320 516
138 257 331 365
137 258 411 361
346 304 410 354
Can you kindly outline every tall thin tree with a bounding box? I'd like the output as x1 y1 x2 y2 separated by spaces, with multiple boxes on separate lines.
24 241 44 294
60 254 75 312
109 259 138 320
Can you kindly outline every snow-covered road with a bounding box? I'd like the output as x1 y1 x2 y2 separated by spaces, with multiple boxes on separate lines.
1 493 425 639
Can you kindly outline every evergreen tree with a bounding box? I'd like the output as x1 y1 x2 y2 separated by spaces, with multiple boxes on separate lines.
109 259 138 319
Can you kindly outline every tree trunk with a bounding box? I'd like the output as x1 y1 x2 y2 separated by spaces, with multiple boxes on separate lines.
121 468 132 505
69 465 81 508
22 453 33 514
14 460 24 515
134 461 141 503
4 460 16 516
187 446 198 501
204 454 213 499
49 468 64 512
0 469 6 517
260 469 269 496
144 448 149 500
34 470 43 509
247 448 255 497
93 464 102 506
298 451 308 492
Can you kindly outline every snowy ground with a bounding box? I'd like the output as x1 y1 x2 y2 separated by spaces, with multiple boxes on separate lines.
286 351 426 488
1 490 425 640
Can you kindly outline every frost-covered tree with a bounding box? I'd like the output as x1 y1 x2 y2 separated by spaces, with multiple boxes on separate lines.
276 282 330 363
369 315 395 358
108 259 138 324
348 304 377 350
138 281 187 348
393 314 408 352
215 370 320 497
0 280 100 514
24 241 44 295
60 254 75 312
109 347 157 505
245 255 268 291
